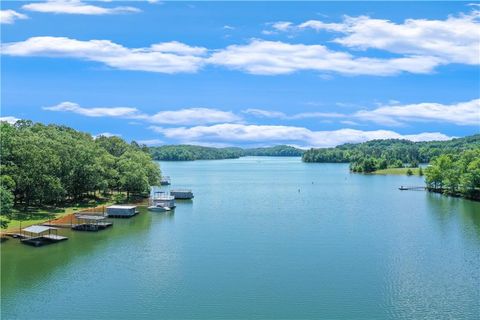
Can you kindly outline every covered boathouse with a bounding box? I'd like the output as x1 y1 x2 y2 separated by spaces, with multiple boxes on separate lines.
20 225 68 247
106 205 138 218
72 214 113 231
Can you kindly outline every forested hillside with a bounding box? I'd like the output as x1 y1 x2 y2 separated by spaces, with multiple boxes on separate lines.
149 144 303 161
243 145 304 157
303 135 480 172
149 145 244 161
425 149 480 200
0 120 160 224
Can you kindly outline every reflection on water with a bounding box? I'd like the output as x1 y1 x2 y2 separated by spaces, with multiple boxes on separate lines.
426 192 480 242
1 158 479 319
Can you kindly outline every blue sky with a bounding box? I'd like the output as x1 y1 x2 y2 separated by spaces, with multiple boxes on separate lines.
1 1 479 148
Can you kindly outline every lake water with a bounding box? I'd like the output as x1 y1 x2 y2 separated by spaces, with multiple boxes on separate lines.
2 157 479 319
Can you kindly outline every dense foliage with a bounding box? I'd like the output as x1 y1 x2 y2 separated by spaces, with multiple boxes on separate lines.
0 121 160 219
243 145 304 157
303 135 480 173
150 144 303 161
425 149 480 200
150 145 244 161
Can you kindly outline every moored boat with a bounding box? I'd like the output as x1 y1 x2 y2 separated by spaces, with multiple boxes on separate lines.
148 205 173 212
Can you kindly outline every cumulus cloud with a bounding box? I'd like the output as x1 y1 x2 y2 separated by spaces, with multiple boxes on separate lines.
0 10 28 24
149 108 241 125
243 108 344 119
355 99 480 126
270 10 480 65
43 102 240 126
44 101 141 117
208 39 442 75
22 0 140 15
149 123 452 148
0 116 21 124
245 99 480 126
1 37 206 73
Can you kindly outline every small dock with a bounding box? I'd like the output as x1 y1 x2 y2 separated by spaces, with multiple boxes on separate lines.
106 205 139 218
71 214 113 231
19 225 68 247
170 189 194 200
399 185 426 191
150 192 176 208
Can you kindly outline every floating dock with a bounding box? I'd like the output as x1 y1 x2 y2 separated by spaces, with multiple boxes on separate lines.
151 192 176 208
170 189 194 200
20 225 68 247
106 205 139 218
399 186 426 191
72 214 113 231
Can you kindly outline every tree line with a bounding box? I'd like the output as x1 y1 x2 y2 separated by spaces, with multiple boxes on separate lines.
149 144 304 161
1 120 160 224
425 149 480 200
303 135 480 173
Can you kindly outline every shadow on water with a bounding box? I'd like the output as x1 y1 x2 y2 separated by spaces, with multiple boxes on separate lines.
426 192 480 242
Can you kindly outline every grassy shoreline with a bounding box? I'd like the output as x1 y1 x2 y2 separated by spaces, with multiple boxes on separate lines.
372 167 422 176
2 199 114 232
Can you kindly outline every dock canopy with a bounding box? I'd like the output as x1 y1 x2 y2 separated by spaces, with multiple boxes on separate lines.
22 225 57 234
107 205 137 210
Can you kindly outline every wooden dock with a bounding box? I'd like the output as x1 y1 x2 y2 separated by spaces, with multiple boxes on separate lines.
18 225 68 247
21 235 68 246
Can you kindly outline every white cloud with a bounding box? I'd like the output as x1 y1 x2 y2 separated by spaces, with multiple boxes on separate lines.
243 108 287 118
43 102 240 126
340 120 360 126
149 123 452 148
1 37 206 73
0 10 28 24
246 99 480 127
208 39 442 76
0 116 21 124
355 99 480 126
271 21 293 31
44 101 141 117
149 108 241 125
243 108 344 120
223 25 235 30
22 0 140 15
150 41 207 56
273 10 480 65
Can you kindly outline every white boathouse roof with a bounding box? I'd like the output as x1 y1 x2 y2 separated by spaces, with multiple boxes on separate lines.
23 225 58 234
107 205 137 209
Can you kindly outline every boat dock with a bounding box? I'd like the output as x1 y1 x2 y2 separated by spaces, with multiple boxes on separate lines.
19 225 68 247
399 185 426 191
150 191 176 208
106 205 139 218
170 189 194 199
71 214 113 231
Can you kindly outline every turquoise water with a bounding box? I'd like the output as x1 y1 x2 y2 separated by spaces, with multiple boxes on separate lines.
2 157 479 319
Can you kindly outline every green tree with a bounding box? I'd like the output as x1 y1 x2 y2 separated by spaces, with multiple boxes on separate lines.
0 186 14 228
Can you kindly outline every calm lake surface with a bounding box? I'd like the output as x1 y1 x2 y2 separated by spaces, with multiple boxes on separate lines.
2 157 480 319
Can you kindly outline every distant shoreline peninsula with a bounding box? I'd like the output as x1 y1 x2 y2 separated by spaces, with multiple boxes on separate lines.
149 145 304 161
303 135 480 201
